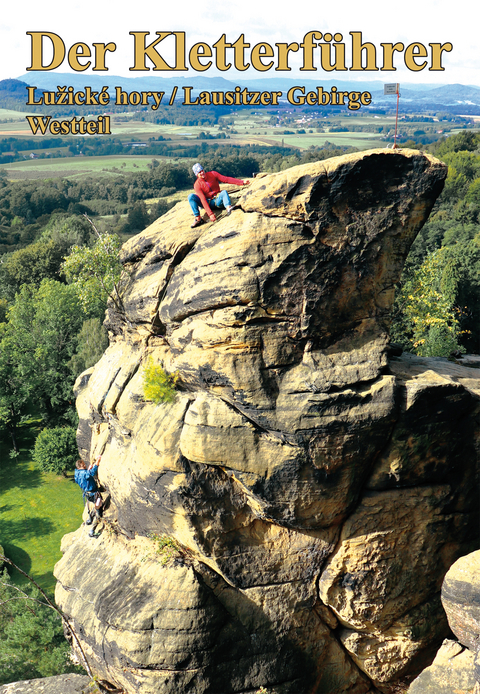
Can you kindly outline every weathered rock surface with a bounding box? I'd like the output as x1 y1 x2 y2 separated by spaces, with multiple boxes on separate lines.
54 149 480 693
0 675 91 694
408 549 480 693
442 550 480 653
408 639 478 693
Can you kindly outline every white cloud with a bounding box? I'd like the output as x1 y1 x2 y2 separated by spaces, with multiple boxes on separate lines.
1 0 477 86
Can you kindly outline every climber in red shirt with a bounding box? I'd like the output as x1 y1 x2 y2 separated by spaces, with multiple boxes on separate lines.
188 162 249 227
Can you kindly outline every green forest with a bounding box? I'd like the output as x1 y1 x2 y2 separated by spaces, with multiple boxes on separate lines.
1 129 480 683
392 130 480 356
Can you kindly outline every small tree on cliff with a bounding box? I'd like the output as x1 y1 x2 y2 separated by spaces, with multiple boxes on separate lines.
62 216 123 317
69 317 109 376
142 358 179 404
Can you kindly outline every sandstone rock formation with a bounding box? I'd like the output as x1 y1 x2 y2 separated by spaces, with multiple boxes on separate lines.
54 149 480 694
408 639 478 693
442 550 480 659
0 674 91 694
408 549 480 693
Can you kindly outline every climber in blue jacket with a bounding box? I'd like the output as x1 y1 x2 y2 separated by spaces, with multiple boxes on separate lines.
75 456 102 538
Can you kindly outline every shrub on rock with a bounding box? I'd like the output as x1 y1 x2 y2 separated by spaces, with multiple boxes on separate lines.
142 358 178 404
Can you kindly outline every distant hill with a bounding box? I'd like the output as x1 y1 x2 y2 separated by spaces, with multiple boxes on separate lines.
0 78 46 113
371 83 480 107
15 72 389 94
13 72 479 97
3 74 480 115
424 83 480 100
0 78 30 96
0 78 31 107
16 72 240 93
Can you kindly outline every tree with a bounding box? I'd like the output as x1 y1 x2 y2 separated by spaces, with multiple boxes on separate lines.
391 250 462 357
69 317 108 376
0 328 30 452
40 213 94 252
62 218 123 316
32 426 78 476
439 239 480 353
440 165 469 203
433 130 480 157
0 279 84 425
0 299 7 324
441 151 480 183
0 302 37 449
0 239 66 300
149 199 174 222
126 200 149 232
400 134 480 352
0 569 82 683
0 557 92 683
465 177 480 207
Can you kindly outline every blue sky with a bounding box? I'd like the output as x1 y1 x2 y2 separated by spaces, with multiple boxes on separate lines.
1 0 477 87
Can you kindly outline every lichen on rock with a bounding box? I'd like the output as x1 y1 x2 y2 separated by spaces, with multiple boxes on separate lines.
54 148 480 694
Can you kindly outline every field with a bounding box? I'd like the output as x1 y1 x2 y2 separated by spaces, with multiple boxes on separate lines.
3 154 163 179
0 422 84 593
0 109 38 129
0 106 422 180
1 99 469 182
253 131 386 149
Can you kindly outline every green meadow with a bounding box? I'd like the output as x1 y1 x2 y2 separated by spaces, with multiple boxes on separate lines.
3 154 163 180
0 109 36 125
0 421 84 593
256 131 386 149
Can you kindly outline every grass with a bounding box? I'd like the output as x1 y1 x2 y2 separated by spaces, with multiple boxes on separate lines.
0 111 36 131
1 155 160 180
141 533 190 566
0 109 31 121
265 131 386 149
0 422 84 593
